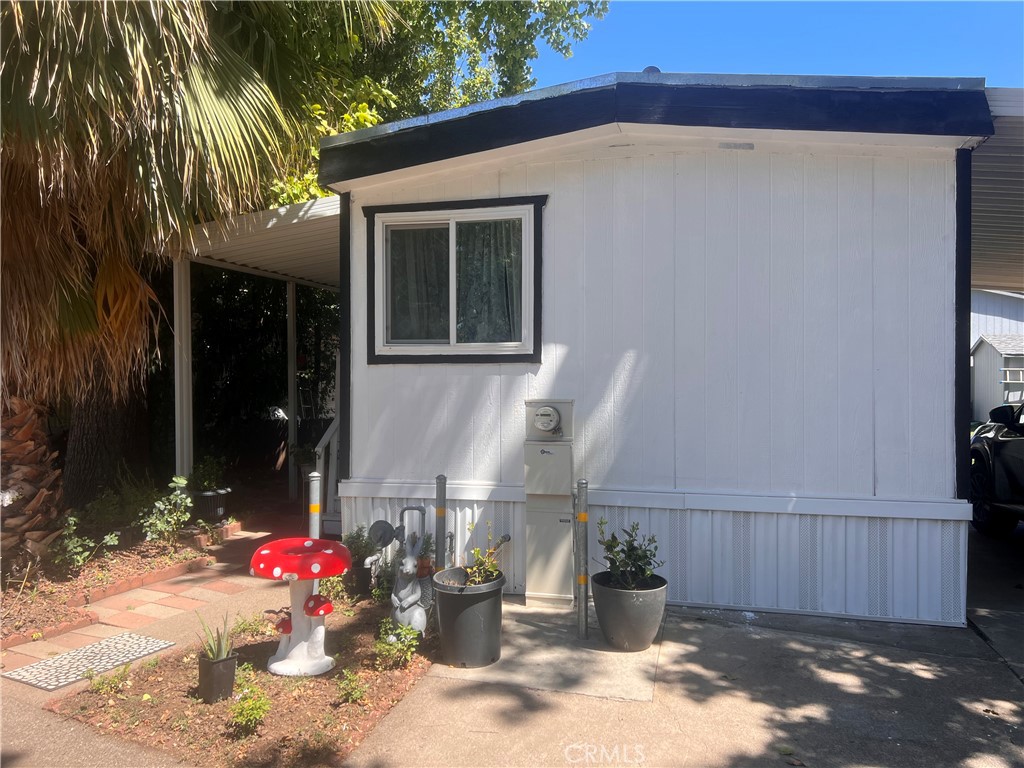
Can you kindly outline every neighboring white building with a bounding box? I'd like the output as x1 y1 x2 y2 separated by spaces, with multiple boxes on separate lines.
971 334 1024 422
971 289 1024 347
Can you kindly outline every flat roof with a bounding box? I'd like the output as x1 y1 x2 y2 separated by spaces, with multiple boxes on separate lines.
319 71 993 186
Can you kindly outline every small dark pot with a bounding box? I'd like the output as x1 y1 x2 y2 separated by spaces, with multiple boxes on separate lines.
198 653 238 704
591 571 668 652
343 564 373 597
192 488 231 523
433 567 505 668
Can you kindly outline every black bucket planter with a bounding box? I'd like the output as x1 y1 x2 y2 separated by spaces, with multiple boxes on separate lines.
192 488 231 523
591 571 668 652
198 653 238 703
343 564 373 597
433 567 505 668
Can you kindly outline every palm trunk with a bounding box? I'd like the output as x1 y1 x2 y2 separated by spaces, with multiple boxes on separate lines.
63 371 149 509
0 398 64 574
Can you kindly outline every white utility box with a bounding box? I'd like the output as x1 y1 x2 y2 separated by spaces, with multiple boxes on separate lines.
525 441 572 495
524 399 574 607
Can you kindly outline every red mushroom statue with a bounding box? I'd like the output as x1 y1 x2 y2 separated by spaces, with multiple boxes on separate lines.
249 538 351 676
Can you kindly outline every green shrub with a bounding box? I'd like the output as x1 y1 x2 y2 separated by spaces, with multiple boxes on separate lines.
341 525 376 562
318 575 348 603
140 477 192 543
371 554 394 605
230 664 270 734
596 519 664 590
86 664 131 695
336 668 367 703
373 618 419 670
189 456 226 491
52 514 119 571
231 613 274 639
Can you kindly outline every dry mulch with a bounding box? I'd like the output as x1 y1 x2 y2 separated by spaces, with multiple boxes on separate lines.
51 601 432 768
1 541 205 642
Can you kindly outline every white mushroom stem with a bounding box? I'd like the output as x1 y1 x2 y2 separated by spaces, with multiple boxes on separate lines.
267 579 335 677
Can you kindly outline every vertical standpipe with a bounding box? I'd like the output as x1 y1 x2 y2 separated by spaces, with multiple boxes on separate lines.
435 474 447 571
308 471 322 540
575 479 589 640
308 471 321 592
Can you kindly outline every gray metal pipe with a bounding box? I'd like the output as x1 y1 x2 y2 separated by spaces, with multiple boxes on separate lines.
575 478 589 640
435 475 447 571
309 471 321 593
308 471 322 539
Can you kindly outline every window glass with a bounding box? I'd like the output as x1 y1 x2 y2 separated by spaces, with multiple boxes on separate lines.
386 225 449 343
455 219 523 344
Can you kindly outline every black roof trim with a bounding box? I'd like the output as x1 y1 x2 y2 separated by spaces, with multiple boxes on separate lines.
319 80 994 186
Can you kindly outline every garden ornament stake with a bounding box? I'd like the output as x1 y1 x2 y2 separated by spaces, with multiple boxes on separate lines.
249 538 351 676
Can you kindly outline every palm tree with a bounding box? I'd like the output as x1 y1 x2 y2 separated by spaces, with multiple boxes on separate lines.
0 0 398 565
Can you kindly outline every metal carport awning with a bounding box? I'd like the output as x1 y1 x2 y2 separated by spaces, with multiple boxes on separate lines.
972 88 1024 292
190 195 341 290
174 195 341 500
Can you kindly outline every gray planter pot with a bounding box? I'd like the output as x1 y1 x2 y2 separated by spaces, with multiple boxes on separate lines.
198 652 238 703
433 567 505 668
591 571 668 652
192 488 231 522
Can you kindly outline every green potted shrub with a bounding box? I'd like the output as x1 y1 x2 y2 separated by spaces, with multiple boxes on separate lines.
188 456 231 523
196 612 238 703
341 525 377 597
432 524 509 668
591 519 667 652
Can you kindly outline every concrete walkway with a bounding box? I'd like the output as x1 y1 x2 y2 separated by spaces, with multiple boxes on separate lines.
346 603 1023 768
2 525 1022 768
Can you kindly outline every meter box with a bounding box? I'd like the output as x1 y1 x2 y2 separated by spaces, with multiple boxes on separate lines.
524 441 572 495
525 400 574 442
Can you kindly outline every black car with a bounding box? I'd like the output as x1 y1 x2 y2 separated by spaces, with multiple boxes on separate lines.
970 403 1024 537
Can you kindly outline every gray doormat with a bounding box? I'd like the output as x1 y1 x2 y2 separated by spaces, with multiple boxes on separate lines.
3 633 174 691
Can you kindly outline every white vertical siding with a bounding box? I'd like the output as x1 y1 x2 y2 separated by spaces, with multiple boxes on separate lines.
350 144 958 498
344 139 963 625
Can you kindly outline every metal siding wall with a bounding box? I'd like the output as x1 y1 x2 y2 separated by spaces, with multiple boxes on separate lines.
572 503 965 624
344 141 962 624
340 496 524 594
350 147 956 497
973 342 1003 421
971 290 1024 346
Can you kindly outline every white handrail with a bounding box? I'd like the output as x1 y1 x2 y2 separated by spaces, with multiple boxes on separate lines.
314 415 341 524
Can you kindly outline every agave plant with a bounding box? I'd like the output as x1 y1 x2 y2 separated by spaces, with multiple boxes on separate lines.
197 612 233 661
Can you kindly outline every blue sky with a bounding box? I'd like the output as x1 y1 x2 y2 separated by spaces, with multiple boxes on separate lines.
530 1 1024 88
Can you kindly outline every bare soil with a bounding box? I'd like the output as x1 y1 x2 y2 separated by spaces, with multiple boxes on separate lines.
1 541 205 641
51 601 432 767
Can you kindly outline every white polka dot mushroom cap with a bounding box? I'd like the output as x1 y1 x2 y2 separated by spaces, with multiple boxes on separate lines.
304 594 334 617
248 538 352 581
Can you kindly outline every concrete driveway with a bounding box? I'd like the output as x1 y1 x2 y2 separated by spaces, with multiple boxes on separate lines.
966 523 1024 683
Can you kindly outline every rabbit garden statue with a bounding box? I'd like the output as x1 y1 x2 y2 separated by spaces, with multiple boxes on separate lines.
392 535 427 634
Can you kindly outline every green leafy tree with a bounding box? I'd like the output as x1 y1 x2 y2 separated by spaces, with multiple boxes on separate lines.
354 1 609 119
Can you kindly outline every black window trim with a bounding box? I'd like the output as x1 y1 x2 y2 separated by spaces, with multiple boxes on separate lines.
364 195 546 365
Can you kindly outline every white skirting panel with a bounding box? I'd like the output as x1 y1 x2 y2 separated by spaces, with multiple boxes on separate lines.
336 497 526 595
333 497 967 625
595 505 967 626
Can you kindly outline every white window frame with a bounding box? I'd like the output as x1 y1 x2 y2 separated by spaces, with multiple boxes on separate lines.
373 204 535 358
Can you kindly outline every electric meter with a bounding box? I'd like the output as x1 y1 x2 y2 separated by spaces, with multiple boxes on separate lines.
533 406 561 433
